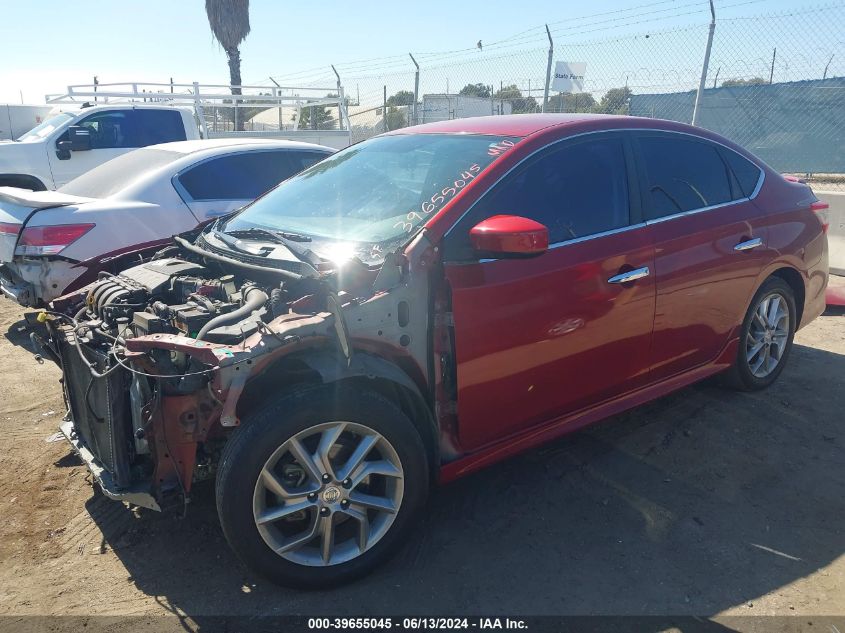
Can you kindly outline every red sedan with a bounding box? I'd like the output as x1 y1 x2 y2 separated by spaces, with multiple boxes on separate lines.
43 113 829 587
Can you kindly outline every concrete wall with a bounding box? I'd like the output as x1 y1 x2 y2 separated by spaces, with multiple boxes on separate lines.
817 191 845 275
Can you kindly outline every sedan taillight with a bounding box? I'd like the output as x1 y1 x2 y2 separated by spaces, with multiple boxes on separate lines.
15 223 95 256
0 222 21 236
810 201 829 234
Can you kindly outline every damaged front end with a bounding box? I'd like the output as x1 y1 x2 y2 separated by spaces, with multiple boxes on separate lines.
38 229 439 512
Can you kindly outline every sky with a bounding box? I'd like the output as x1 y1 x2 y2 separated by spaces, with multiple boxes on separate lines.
0 0 827 104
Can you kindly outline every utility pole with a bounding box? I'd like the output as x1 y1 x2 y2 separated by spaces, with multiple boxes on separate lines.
691 0 715 126
331 65 342 130
542 24 553 113
383 85 388 132
409 53 420 125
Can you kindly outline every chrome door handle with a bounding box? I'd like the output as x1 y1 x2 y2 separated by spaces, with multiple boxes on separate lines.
608 266 650 284
734 237 763 251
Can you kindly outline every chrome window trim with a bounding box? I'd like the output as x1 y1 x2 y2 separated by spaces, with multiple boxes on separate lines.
477 222 649 263
643 198 748 226
443 126 766 248
549 221 647 249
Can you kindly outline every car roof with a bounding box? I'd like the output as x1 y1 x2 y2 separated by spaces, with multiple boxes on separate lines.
151 138 335 155
385 113 709 138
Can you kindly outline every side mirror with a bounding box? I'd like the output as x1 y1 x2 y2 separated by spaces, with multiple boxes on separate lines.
67 126 92 151
469 215 549 258
55 140 72 160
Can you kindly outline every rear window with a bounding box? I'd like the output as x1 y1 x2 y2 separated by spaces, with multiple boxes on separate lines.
59 148 183 198
177 151 319 201
637 135 733 219
134 110 188 145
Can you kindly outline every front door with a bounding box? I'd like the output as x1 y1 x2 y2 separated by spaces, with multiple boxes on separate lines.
48 110 138 188
442 133 656 451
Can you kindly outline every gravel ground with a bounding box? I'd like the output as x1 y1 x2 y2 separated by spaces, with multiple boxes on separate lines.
0 279 843 622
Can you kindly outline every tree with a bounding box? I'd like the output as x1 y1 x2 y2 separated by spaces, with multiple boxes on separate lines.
387 90 415 107
721 77 767 87
385 106 407 130
296 93 336 130
545 92 597 113
459 83 491 98
596 86 632 114
205 0 251 131
493 84 538 114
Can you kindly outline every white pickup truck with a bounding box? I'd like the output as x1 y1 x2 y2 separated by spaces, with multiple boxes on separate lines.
0 104 199 190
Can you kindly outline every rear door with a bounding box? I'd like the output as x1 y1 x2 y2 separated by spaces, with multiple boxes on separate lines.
633 131 768 381
442 132 656 451
173 150 328 223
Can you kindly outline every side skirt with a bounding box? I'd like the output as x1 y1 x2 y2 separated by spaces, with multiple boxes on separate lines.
438 337 739 484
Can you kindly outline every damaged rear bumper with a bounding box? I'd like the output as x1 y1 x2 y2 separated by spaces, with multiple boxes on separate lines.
0 258 83 307
0 263 35 305
59 419 160 511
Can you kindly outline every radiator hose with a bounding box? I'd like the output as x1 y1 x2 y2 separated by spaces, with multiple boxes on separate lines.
196 285 269 341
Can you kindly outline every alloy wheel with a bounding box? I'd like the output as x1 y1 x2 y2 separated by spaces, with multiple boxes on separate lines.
252 421 404 566
745 292 790 378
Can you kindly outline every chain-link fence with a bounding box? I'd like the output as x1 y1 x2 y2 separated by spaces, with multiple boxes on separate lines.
254 2 845 188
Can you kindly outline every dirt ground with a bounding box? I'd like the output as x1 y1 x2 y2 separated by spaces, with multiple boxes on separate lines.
0 279 843 621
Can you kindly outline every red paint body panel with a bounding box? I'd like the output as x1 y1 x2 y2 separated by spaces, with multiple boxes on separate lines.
406 115 829 479
645 200 769 381
445 225 656 451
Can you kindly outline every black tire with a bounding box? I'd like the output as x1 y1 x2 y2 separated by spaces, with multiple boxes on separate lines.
216 382 429 588
724 277 797 391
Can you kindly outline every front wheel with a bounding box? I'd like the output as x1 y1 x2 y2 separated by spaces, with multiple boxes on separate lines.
725 277 797 391
216 383 429 588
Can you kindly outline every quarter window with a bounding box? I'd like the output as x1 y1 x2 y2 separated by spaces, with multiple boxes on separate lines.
721 148 762 199
177 151 312 201
637 135 733 219
134 110 187 146
471 136 631 244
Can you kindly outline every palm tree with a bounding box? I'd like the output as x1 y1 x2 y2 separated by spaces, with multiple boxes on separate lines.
205 0 251 130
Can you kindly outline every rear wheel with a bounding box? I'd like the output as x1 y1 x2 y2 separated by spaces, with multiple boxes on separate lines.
725 277 796 391
216 383 429 588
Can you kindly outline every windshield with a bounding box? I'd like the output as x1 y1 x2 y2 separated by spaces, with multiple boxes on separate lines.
220 134 519 248
60 148 183 199
17 112 74 142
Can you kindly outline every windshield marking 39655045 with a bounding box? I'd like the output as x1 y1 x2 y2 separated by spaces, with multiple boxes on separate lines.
393 163 482 234
219 133 520 258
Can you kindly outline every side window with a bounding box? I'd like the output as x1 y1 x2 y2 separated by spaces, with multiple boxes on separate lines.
177 151 301 201
637 135 733 219
289 151 329 170
721 148 762 199
134 110 187 146
76 111 138 149
472 136 630 244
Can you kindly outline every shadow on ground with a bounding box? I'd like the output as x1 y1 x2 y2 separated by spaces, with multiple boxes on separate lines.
68 341 845 619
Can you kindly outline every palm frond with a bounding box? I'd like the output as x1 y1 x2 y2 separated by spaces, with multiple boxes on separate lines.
205 0 251 51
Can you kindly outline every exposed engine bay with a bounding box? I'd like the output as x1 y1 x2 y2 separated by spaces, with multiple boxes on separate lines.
79 258 277 344
34 232 442 511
